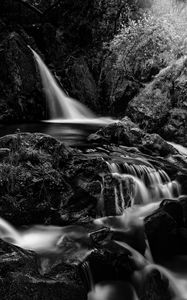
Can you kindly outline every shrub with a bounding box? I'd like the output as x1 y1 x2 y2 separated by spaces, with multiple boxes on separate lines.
110 12 180 82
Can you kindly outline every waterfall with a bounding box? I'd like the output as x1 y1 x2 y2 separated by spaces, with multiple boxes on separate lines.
30 48 111 125
31 49 94 120
106 161 180 208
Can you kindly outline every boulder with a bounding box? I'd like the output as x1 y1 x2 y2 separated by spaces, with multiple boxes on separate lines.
0 223 172 300
65 57 99 112
0 133 108 225
90 117 178 157
0 239 86 300
126 56 187 146
145 199 187 258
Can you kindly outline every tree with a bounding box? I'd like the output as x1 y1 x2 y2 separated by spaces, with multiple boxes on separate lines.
109 12 179 83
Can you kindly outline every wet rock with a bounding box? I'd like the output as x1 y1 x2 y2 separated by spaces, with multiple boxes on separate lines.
100 174 119 216
0 28 45 121
100 56 141 115
0 225 176 300
0 134 77 224
81 240 172 300
65 57 99 112
176 173 187 195
139 268 172 300
163 109 187 146
126 56 187 146
141 133 178 157
145 209 176 257
179 195 187 226
80 243 134 289
0 133 112 225
145 202 187 258
91 117 178 157
0 239 86 300
160 200 184 227
93 118 144 147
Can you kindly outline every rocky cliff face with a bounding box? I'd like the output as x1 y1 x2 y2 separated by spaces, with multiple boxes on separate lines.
0 22 46 121
126 56 187 146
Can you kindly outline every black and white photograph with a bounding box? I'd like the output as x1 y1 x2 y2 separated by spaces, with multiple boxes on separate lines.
0 0 187 299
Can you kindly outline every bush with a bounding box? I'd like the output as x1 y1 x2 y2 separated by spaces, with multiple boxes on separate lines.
110 12 180 82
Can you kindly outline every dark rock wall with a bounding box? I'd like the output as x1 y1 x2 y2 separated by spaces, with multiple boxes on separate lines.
0 23 46 121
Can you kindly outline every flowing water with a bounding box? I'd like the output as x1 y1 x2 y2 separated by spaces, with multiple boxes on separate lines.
106 160 180 207
31 48 112 127
0 49 186 299
0 48 113 145
168 142 187 157
0 153 185 298
31 48 94 121
0 163 186 297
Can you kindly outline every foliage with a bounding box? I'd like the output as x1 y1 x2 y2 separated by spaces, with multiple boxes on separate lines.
109 12 181 82
42 0 149 52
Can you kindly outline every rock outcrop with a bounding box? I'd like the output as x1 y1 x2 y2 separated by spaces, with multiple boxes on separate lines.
126 56 187 146
64 57 99 112
0 24 45 121
0 130 185 299
99 56 141 115
88 117 179 158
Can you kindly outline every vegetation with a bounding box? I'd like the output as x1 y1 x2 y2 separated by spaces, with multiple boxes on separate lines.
109 12 183 83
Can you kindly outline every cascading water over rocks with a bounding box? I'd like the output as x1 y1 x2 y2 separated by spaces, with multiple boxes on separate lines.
0 49 186 300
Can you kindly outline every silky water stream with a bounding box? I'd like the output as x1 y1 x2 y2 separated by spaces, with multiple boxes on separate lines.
0 156 186 299
0 49 186 299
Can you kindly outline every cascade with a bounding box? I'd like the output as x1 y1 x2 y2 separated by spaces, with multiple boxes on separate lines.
30 48 111 125
106 160 180 208
0 47 186 299
0 198 186 298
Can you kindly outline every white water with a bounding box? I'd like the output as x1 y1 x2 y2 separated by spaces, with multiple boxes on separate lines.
115 241 185 299
1 47 186 298
113 172 150 205
107 161 180 207
168 142 187 157
92 163 187 299
94 207 187 300
30 48 112 125
0 200 187 298
88 281 139 300
0 221 91 254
